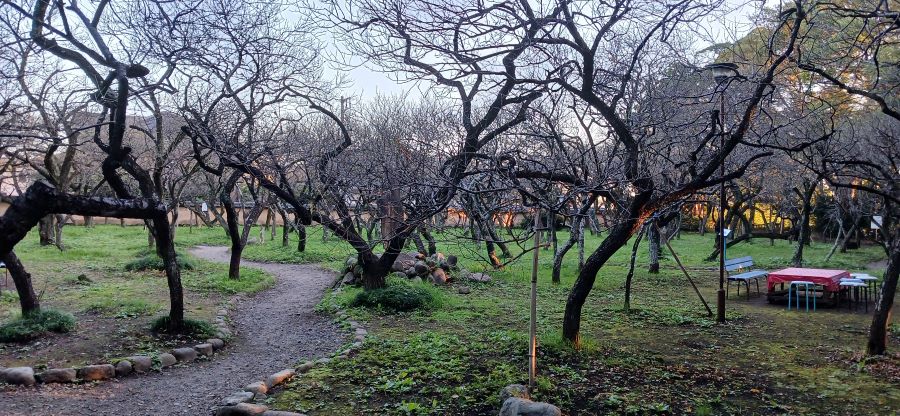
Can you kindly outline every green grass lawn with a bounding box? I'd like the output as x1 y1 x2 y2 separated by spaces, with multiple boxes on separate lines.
0 223 896 415
0 225 271 367
257 227 898 415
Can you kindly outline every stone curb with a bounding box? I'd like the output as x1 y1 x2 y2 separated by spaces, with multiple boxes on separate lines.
214 288 368 415
0 299 236 387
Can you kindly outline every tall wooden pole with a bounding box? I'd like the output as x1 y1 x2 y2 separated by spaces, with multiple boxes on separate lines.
528 209 541 391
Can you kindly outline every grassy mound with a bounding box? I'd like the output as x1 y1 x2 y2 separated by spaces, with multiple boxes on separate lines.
0 309 76 342
125 250 197 271
150 315 216 337
350 279 440 312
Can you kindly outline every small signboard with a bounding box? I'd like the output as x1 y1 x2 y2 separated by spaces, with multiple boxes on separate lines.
201 202 209 212
871 215 882 230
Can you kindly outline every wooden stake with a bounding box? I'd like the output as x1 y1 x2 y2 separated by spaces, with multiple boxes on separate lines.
529 210 541 391
654 222 713 317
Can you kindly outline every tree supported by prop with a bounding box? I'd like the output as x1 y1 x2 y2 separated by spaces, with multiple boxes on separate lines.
0 181 168 318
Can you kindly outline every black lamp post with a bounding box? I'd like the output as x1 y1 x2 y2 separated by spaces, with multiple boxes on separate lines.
705 62 740 324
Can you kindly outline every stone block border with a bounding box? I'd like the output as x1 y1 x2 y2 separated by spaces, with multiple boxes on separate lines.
0 299 237 387
214 291 366 416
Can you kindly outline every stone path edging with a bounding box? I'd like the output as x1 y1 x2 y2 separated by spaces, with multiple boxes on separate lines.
0 299 238 387
213 288 368 416
1 246 343 415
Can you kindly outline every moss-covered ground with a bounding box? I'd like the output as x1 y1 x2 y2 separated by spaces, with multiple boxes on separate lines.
258 229 898 415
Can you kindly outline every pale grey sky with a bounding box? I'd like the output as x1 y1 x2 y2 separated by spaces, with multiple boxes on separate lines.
329 0 782 99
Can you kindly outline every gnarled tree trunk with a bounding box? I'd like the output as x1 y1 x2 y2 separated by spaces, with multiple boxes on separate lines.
0 181 178 321
419 225 437 255
277 206 291 247
647 224 660 274
553 199 593 284
38 215 54 246
477 220 502 269
563 189 651 346
483 220 511 258
152 217 184 329
563 216 643 346
791 178 818 266
296 221 307 252
868 245 899 355
411 232 427 254
624 226 647 312
221 173 244 280
3 251 39 316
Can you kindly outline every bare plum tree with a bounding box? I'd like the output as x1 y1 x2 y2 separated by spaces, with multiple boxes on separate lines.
3 0 188 330
514 0 807 345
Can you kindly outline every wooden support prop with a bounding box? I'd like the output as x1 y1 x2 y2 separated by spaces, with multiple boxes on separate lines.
528 211 541 391
654 222 713 317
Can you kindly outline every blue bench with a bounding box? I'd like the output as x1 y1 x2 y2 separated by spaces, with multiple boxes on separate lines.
725 256 767 300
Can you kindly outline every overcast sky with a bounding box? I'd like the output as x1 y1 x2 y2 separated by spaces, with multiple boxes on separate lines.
328 0 783 99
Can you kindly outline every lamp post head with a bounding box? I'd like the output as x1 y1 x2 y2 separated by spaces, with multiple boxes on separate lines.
705 62 740 84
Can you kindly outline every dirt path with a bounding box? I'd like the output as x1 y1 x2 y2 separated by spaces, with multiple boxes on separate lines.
868 258 889 271
0 246 342 415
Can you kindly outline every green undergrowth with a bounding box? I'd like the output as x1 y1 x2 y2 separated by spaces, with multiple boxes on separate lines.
273 328 768 415
1 226 276 368
0 309 76 342
124 249 197 271
348 277 445 312
1 291 19 304
275 331 525 415
150 315 216 338
85 298 159 319
240 227 354 270
267 228 895 415
2 225 894 414
184 263 274 295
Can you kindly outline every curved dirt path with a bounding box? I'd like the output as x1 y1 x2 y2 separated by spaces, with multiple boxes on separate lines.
0 246 342 415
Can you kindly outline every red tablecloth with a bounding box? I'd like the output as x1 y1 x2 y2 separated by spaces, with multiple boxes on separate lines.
767 268 850 292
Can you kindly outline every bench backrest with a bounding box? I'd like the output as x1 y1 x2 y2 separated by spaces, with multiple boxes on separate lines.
724 256 754 272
